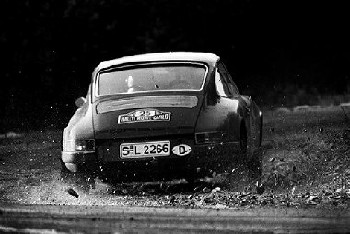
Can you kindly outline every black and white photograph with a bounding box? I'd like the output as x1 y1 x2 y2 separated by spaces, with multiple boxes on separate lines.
0 0 349 233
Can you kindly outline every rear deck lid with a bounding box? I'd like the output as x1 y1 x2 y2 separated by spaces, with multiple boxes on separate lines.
93 94 203 139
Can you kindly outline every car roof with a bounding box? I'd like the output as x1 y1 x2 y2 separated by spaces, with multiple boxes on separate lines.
96 52 220 70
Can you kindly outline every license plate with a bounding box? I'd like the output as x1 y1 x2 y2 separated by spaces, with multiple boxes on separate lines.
120 141 170 158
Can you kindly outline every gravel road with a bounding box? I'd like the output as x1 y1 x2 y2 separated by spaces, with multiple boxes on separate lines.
0 106 349 233
1 203 349 233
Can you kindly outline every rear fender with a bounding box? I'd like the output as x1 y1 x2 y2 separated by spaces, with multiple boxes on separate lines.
62 101 95 152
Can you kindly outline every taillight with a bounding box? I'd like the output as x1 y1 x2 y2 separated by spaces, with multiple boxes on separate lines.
64 139 95 152
75 139 95 151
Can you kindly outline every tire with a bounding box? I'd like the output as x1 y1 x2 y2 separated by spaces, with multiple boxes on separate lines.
240 124 262 180
60 160 96 192
239 123 248 162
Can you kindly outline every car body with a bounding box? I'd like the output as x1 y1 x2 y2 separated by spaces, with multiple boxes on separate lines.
61 52 263 184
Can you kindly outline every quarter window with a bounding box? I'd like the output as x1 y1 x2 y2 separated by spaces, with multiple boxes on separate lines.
218 62 239 95
215 69 231 97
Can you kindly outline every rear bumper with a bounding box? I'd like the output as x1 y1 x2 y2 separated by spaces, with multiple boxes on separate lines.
61 151 98 173
61 142 241 179
62 151 97 164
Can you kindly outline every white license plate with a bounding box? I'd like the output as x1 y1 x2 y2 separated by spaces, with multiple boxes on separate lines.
120 141 170 158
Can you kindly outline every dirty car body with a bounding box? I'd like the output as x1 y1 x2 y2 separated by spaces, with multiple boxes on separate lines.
61 52 263 183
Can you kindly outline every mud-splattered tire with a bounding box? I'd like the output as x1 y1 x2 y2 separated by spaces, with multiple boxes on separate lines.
238 124 249 166
60 160 96 192
240 125 263 192
239 122 262 178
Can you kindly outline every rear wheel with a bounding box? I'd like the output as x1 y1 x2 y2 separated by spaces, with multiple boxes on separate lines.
60 160 96 192
239 123 248 161
240 124 263 191
239 123 261 172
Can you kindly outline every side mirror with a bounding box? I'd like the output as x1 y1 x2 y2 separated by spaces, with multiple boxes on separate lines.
75 97 86 108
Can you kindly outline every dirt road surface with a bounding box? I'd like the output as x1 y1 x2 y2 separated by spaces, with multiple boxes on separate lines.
1 106 349 233
1 203 349 233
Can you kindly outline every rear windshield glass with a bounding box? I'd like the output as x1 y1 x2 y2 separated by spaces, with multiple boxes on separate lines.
97 63 206 96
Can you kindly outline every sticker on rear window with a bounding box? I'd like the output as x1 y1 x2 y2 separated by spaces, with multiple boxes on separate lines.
118 109 171 124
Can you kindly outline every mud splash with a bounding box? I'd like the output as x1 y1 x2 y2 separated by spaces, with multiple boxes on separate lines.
1 107 349 209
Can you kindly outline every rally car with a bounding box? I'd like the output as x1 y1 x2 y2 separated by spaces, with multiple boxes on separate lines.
61 52 263 186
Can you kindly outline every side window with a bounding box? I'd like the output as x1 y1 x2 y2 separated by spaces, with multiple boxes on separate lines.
218 62 240 95
85 84 91 104
215 68 231 97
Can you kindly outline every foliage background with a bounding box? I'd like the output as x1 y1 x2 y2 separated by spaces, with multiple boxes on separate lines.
1 0 349 130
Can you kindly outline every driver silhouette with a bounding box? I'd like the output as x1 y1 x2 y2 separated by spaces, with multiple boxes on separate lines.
126 75 135 93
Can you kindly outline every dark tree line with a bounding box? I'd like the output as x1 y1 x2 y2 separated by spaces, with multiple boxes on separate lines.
1 0 349 131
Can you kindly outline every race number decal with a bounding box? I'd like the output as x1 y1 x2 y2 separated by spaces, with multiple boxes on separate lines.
118 109 170 124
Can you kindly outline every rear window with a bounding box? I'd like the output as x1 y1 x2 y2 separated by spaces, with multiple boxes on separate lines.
97 63 207 96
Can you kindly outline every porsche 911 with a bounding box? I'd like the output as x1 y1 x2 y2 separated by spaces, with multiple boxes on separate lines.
60 52 263 187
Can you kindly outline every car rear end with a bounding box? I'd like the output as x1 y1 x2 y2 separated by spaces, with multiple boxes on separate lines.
92 62 214 181
61 53 249 186
94 94 217 181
